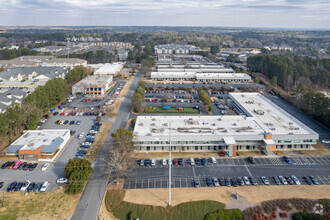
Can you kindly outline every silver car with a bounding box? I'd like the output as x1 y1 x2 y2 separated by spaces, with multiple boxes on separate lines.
260 176 270 185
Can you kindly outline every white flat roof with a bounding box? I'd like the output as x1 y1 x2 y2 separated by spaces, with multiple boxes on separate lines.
11 129 70 151
133 93 318 141
229 93 315 135
94 63 123 74
196 73 251 80
74 75 113 86
151 72 196 78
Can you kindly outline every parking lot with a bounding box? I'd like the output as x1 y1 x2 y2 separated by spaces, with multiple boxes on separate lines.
0 111 98 193
123 155 330 189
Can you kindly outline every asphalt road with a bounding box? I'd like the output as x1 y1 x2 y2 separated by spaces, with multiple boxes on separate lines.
124 156 330 189
71 72 142 220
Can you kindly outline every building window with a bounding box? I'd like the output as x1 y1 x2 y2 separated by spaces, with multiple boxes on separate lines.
195 146 198 150
174 146 176 150
162 146 164 151
208 146 211 150
246 146 250 150
154 146 156 151
187 146 189 150
218 146 222 150
214 146 217 150
147 146 150 151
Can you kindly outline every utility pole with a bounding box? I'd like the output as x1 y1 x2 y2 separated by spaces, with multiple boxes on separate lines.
168 123 172 206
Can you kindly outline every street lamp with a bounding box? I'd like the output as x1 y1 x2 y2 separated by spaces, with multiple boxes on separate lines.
168 123 172 206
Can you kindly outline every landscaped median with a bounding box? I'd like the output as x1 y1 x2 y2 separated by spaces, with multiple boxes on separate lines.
144 106 200 114
104 189 242 220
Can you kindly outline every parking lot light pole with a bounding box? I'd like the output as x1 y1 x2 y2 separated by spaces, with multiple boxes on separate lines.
169 123 172 206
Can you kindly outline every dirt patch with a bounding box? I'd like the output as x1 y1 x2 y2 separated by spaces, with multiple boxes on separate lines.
118 80 132 98
0 186 80 220
86 121 112 162
123 185 330 208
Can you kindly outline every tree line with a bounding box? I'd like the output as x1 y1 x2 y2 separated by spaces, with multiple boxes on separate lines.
0 48 38 60
0 66 86 139
247 55 330 91
131 81 146 113
58 50 117 64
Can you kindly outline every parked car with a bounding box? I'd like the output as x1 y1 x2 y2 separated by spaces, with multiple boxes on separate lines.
20 180 31 191
56 178 68 184
193 179 200 188
212 177 220 186
283 156 291 164
272 176 281 185
173 158 179 165
78 132 85 139
237 177 245 186
201 158 207 166
278 176 288 185
285 176 294 185
309 176 319 185
139 160 144 166
290 175 301 185
302 176 312 185
210 157 217 164
249 176 258 185
243 176 251 185
225 178 232 187
260 176 270 185
190 158 195 166
144 159 152 166
7 161 15 169
206 177 213 186
29 163 38 171
1 161 11 169
33 183 43 192
195 158 201 165
218 177 226 186
26 182 35 192
12 160 22 169
40 181 49 192
41 163 50 171
14 182 23 191
231 178 238 187
178 158 183 165
162 159 167 166
151 159 155 166
248 157 256 164
7 181 17 192
18 162 26 170
23 163 31 171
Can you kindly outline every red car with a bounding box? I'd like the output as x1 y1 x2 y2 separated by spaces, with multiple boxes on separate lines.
60 112 65 116
173 158 179 165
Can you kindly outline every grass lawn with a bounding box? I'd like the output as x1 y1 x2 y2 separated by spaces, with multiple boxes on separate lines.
0 186 80 220
144 106 199 114
104 190 241 220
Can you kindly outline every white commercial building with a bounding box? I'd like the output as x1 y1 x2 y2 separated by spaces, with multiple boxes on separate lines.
151 72 250 82
5 129 71 162
72 75 113 96
155 44 203 55
133 93 318 156
93 63 124 75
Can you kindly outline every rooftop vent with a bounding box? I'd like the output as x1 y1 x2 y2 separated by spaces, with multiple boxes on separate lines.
289 132 294 135
138 123 143 126
152 118 156 121
151 123 155 126
289 122 293 125
163 123 168 126
270 128 276 131
43 139 48 142
146 133 151 136
232 122 237 126
294 127 300 130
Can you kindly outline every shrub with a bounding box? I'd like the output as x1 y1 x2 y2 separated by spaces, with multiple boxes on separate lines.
292 212 324 220
129 211 139 220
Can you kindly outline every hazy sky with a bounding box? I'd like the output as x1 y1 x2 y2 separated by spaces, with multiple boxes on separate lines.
0 0 329 29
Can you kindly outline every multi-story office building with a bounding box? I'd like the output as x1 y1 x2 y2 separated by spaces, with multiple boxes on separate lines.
133 93 318 156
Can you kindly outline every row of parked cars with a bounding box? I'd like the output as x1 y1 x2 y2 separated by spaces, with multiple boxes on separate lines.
1 161 38 171
59 112 106 117
5 181 49 192
56 119 81 125
75 121 102 158
138 157 218 167
193 175 319 188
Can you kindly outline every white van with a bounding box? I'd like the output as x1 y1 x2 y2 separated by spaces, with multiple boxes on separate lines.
162 159 167 166
190 158 195 166
211 157 217 164
40 181 49 192
151 159 155 166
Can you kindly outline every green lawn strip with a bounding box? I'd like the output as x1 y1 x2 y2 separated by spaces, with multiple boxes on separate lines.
144 106 199 114
105 190 237 220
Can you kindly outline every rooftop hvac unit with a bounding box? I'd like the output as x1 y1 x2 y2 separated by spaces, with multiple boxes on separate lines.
289 132 294 135
152 118 156 121
164 123 168 126
289 122 293 125
146 133 151 136
270 128 276 131
151 123 155 126
294 127 300 130
138 123 143 126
